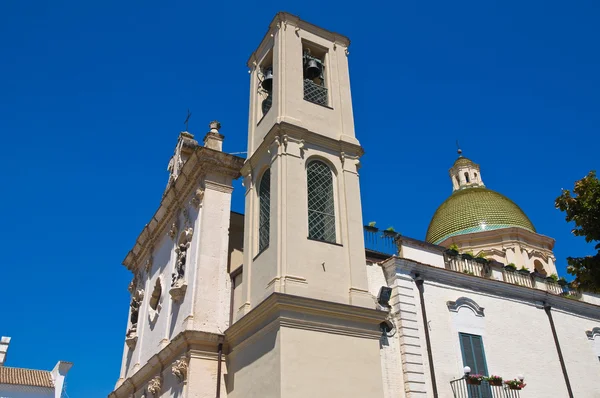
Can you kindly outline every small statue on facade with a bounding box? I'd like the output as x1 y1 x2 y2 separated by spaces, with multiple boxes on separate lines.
126 290 144 339
171 228 193 287
172 242 189 287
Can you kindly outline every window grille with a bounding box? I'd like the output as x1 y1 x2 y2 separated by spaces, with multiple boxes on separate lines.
258 169 271 252
304 79 328 106
307 161 336 242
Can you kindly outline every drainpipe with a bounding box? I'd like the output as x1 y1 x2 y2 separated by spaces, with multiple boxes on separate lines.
415 275 439 398
216 341 223 398
544 304 574 398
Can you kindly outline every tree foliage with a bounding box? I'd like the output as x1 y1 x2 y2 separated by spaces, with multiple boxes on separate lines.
555 170 600 292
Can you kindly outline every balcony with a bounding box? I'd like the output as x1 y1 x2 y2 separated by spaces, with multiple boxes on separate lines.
450 378 522 398
443 251 582 300
363 225 399 256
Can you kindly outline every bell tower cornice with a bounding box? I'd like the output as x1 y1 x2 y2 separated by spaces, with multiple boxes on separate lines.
247 12 350 69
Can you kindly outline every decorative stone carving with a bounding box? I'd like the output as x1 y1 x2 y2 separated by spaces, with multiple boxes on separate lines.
168 222 177 239
145 254 153 274
446 297 485 317
125 289 144 346
147 375 162 395
190 186 205 208
171 228 193 288
171 357 189 382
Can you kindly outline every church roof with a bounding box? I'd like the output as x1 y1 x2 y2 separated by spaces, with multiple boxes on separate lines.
0 366 54 388
426 187 535 244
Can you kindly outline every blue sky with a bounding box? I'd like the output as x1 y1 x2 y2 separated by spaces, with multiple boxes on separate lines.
1 0 598 396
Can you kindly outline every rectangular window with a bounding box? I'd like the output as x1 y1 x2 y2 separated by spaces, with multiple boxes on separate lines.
459 333 491 398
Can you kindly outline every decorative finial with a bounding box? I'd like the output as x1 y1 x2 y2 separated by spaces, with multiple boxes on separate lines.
209 120 221 133
184 109 192 132
456 140 462 157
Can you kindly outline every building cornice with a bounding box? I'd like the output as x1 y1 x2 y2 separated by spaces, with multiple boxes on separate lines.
122 147 244 273
109 330 224 398
442 226 556 251
382 256 600 320
225 292 387 349
247 12 350 68
242 121 363 178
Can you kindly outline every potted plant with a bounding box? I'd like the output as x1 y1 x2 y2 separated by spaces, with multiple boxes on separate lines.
364 221 378 233
546 273 559 283
504 379 526 390
383 226 397 238
504 263 517 272
484 375 503 386
445 244 459 256
474 252 489 264
558 277 568 286
462 251 474 260
518 266 530 275
465 374 484 385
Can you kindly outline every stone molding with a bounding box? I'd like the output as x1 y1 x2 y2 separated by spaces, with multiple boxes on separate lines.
226 292 387 349
241 121 364 178
122 147 244 273
247 12 349 68
447 297 485 317
108 330 224 398
382 256 600 320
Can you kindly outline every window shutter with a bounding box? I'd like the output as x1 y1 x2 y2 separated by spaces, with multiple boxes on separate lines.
459 333 489 376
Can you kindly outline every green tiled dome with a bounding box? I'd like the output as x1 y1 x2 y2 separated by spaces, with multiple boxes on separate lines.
426 187 535 244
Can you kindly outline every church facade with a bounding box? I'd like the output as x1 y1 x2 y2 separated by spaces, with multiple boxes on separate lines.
109 13 600 398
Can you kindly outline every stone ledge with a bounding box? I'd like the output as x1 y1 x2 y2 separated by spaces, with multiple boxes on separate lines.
226 292 388 350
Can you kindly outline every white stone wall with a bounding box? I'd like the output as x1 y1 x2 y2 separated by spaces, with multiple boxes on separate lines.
401 244 445 268
121 175 234 382
368 257 600 398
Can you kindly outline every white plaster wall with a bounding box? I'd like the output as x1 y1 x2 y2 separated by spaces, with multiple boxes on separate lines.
0 384 54 398
280 326 385 398
401 245 445 268
226 326 281 398
420 281 594 398
137 230 179 371
551 309 600 397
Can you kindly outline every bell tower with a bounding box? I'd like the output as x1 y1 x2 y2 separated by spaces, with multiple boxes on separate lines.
226 12 386 398
238 12 373 318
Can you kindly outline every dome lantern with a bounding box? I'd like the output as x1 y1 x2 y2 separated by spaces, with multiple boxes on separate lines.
449 149 484 191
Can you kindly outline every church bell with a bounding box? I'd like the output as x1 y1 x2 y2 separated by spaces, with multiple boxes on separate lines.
261 67 273 92
304 58 321 80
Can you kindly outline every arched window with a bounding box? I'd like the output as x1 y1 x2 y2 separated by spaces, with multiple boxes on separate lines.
307 160 336 242
464 172 470 183
258 169 271 252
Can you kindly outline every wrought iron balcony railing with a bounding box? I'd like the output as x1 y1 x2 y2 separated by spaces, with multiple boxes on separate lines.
450 378 522 398
363 226 399 256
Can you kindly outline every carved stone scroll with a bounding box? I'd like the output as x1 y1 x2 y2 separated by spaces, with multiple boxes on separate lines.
172 357 189 382
147 375 162 395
